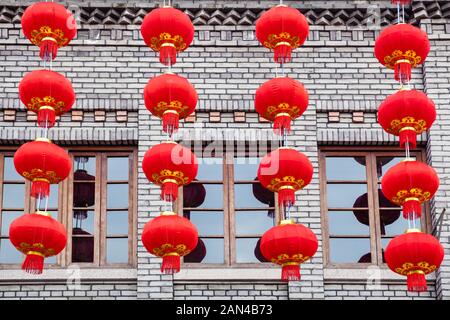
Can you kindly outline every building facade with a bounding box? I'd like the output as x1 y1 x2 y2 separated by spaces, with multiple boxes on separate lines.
0 0 449 300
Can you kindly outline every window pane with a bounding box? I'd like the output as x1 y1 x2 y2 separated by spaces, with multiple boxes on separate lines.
326 157 366 181
184 238 206 263
46 256 56 264
328 211 370 235
376 156 416 180
251 180 275 207
3 157 22 181
329 238 371 263
72 229 94 263
107 157 129 181
198 238 224 264
73 156 96 176
379 209 403 236
327 184 367 208
197 184 223 209
234 184 272 208
107 184 129 208
0 239 23 264
106 238 128 264
2 184 25 208
236 238 260 263
107 211 128 235
233 157 259 180
37 185 58 209
72 210 95 234
235 211 274 235
183 182 207 208
73 182 95 209
197 158 223 180
47 211 58 221
185 211 223 236
1 211 22 235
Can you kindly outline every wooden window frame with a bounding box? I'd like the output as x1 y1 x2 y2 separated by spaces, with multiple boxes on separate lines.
319 146 431 269
0 146 138 269
177 149 280 269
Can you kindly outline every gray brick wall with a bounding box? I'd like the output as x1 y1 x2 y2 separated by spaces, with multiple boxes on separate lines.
0 0 449 300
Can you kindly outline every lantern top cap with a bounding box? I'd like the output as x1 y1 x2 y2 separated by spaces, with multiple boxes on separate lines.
405 228 421 234
34 211 52 217
35 137 51 144
401 157 416 162
160 211 177 216
280 219 295 225
275 4 288 7
162 140 178 144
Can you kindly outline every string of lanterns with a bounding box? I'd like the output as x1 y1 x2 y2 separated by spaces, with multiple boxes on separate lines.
140 1 200 274
254 2 318 282
375 0 444 292
9 2 77 274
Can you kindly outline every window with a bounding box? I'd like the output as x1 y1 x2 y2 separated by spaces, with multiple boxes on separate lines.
0 148 137 268
319 148 430 267
178 150 280 267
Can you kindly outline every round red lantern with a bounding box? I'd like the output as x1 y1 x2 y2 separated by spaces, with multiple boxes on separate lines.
9 211 67 274
142 141 198 202
19 69 75 128
260 220 318 281
385 230 444 292
14 138 72 199
378 89 435 149
140 7 194 66
381 159 439 220
255 77 309 135
141 211 198 274
256 5 309 64
257 147 313 207
144 73 197 135
374 23 429 83
21 2 77 60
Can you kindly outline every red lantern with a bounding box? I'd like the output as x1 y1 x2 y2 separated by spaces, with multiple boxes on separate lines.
21 2 77 60
381 160 439 220
141 7 194 66
19 69 75 128
256 5 309 64
260 220 318 281
9 211 67 274
142 141 198 202
385 230 444 292
377 89 435 149
144 73 197 135
374 23 429 83
258 147 313 207
14 138 71 199
255 77 309 135
141 211 198 274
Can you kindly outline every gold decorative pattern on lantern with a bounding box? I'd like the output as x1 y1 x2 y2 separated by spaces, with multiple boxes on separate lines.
383 49 422 69
271 253 310 265
30 26 69 47
27 96 66 114
389 116 427 135
152 243 191 257
266 176 305 192
391 188 431 205
22 168 60 184
265 103 301 120
151 169 189 186
17 242 56 257
150 33 186 52
153 100 189 117
394 261 436 276
263 32 300 50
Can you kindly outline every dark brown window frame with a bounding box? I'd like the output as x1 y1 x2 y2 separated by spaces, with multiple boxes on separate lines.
177 149 281 268
319 146 431 269
0 146 138 269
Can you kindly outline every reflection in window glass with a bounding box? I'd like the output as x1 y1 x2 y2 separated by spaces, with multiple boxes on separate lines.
73 156 96 176
184 238 206 263
197 158 223 180
107 211 128 235
107 157 129 181
1 211 22 235
234 184 269 208
233 157 259 180
235 211 274 235
376 157 415 180
72 210 95 234
0 239 22 264
72 231 94 263
106 238 128 264
3 157 22 181
327 184 367 208
200 238 224 264
329 238 371 263
2 184 25 208
107 184 129 208
328 211 370 235
326 157 366 180
197 185 223 209
186 211 224 236
236 238 260 263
